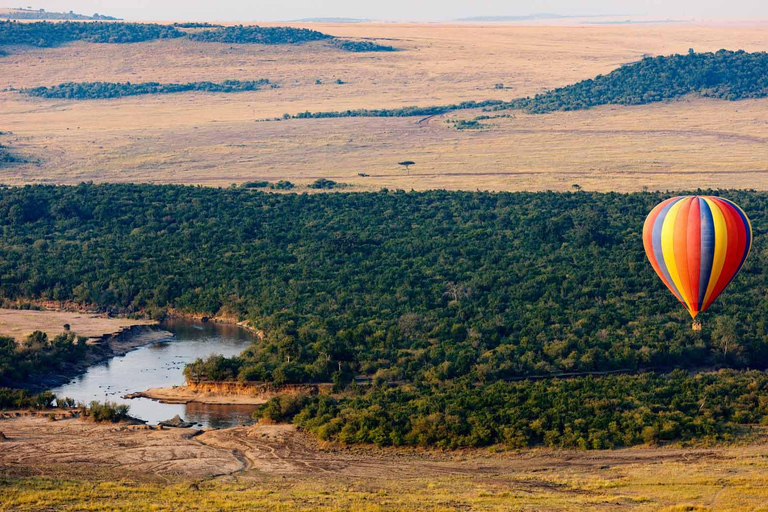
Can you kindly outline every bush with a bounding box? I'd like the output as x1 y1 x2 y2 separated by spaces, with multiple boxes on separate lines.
256 393 313 422
332 40 397 52
241 181 270 189
269 180 294 190
79 400 130 422
308 178 339 189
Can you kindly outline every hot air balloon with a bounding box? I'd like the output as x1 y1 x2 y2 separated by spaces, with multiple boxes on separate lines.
642 196 752 328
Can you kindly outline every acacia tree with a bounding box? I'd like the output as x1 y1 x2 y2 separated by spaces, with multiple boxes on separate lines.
398 161 415 174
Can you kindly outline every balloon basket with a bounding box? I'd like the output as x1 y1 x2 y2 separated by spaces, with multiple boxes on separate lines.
692 320 702 331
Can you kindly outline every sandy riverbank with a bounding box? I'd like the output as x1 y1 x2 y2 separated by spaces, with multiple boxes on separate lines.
126 385 271 405
0 306 174 390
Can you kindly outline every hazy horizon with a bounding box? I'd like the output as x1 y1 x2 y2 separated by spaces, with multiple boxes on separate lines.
2 0 768 22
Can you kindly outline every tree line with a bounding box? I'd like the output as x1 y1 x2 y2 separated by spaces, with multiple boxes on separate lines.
501 49 768 114
188 25 333 44
22 79 273 100
257 369 768 449
2 9 121 21
0 21 399 52
0 20 184 47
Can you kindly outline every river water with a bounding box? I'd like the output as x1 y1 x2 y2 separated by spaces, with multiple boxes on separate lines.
51 319 258 428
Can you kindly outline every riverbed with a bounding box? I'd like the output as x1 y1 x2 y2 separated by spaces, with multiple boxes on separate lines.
51 319 258 428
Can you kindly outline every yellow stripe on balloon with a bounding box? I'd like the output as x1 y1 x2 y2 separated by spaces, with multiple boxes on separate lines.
661 198 693 312
702 197 728 308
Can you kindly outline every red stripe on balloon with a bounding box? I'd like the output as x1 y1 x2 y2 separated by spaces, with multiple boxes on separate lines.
673 197 693 309
687 198 701 313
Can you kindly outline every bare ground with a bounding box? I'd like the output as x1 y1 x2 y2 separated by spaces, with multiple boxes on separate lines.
128 386 270 405
0 307 156 342
2 414 768 510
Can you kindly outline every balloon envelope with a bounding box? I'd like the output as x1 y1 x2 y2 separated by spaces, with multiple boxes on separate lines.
642 196 752 319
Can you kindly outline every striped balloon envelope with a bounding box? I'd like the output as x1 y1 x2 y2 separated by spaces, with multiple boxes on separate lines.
642 196 752 319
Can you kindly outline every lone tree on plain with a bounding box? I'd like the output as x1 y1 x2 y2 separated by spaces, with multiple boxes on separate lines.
398 161 415 174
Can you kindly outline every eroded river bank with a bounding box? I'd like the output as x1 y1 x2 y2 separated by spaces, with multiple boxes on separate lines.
51 319 258 428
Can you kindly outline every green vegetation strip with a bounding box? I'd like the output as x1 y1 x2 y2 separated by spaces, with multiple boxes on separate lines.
0 20 183 47
2 185 767 448
259 370 768 449
0 21 398 51
1 9 120 21
504 49 768 113
22 79 273 100
188 25 333 44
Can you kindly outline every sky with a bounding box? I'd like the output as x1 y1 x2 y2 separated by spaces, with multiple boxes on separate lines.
6 0 768 22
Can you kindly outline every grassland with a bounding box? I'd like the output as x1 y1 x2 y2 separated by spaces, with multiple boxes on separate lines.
4 22 768 191
2 414 768 511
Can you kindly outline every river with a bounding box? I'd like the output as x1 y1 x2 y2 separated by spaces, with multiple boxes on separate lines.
51 319 258 428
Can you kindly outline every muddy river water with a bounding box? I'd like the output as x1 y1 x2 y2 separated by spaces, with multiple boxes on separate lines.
52 319 258 428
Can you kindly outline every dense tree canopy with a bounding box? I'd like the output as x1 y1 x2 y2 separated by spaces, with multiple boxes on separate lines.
0 21 184 47
259 370 768 449
0 331 86 387
22 79 273 100
188 25 333 45
0 21 399 55
0 185 766 385
504 49 768 113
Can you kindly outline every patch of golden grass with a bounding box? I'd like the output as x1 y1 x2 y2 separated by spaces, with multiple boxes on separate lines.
4 23 768 191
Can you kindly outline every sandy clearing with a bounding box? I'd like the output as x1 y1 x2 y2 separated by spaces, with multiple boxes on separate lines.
0 307 156 342
128 386 270 405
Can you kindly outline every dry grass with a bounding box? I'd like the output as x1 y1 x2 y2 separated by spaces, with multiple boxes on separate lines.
0 308 154 342
4 22 768 191
2 415 768 511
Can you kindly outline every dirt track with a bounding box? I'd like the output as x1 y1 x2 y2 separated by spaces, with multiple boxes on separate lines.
4 414 768 510
0 412 753 479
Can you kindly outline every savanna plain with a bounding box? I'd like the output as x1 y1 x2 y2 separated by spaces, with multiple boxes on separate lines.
5 14 768 512
3 21 768 191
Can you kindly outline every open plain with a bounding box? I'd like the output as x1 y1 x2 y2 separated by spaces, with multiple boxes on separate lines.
3 22 768 191
2 414 768 511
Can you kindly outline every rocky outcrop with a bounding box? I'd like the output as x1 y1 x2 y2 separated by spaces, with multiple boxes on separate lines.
159 414 195 428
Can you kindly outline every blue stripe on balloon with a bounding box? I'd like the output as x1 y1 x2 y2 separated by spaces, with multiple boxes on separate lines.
698 198 715 310
652 197 684 302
